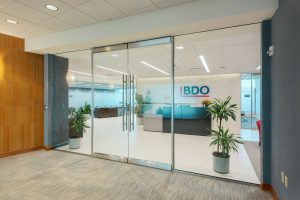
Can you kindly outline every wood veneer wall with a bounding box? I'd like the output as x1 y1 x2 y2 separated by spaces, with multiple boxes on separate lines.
0 33 44 157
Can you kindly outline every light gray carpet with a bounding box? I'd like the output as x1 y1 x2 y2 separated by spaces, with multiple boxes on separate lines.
244 141 261 180
0 150 271 200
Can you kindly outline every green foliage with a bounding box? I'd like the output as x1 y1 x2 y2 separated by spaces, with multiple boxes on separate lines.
209 126 243 158
207 96 237 127
81 102 91 114
69 109 89 138
135 93 144 118
207 96 243 157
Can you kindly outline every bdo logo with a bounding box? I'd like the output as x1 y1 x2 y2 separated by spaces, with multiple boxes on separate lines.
181 85 210 97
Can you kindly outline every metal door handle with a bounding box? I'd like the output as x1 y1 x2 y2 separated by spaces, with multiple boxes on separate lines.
122 75 125 131
129 74 132 132
131 74 135 131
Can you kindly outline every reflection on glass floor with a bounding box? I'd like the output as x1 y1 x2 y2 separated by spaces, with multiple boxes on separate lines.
57 116 260 184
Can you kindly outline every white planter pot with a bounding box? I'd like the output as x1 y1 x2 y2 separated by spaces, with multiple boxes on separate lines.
137 117 143 125
69 138 80 149
213 153 230 174
83 114 90 120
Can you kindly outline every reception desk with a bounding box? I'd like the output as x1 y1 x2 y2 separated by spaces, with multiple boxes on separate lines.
144 105 211 136
94 107 124 118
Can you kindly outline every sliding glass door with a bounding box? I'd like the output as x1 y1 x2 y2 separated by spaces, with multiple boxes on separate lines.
92 38 172 169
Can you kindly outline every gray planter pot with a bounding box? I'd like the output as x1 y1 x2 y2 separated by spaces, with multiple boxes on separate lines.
213 153 230 174
69 138 80 149
137 117 143 125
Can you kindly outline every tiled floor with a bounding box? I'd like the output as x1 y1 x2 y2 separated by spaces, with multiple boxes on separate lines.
58 117 260 184
0 150 272 200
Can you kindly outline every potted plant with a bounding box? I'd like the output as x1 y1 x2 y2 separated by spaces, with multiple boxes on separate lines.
69 109 89 149
135 93 144 125
81 101 91 119
201 99 212 108
207 96 243 174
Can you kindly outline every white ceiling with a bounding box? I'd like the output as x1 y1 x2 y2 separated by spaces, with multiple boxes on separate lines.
0 0 196 38
61 24 261 88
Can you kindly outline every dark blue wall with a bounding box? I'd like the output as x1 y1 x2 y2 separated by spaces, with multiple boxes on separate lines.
271 0 300 199
44 54 69 148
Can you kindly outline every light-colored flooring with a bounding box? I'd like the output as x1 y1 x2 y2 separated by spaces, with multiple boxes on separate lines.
0 150 272 200
58 117 260 184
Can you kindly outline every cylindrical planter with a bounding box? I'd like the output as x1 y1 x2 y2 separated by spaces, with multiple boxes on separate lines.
83 114 90 120
213 153 230 174
69 138 80 149
137 117 143 125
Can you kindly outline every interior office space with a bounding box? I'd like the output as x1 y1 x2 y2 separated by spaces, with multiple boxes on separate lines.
0 0 299 200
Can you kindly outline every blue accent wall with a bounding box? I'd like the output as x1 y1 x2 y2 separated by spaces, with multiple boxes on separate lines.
271 0 300 199
261 20 272 184
44 54 69 148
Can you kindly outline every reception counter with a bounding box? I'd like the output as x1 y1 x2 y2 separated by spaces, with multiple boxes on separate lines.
94 107 124 118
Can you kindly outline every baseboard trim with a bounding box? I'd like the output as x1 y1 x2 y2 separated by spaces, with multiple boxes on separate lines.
42 146 53 151
261 184 279 200
0 146 44 158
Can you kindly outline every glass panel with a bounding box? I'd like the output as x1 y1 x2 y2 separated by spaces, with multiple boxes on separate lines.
128 42 172 167
55 50 92 155
174 24 261 184
241 74 253 129
93 49 129 158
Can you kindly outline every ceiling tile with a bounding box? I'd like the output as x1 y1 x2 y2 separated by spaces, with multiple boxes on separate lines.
108 0 157 15
15 0 72 16
152 0 194 8
41 17 74 31
0 0 9 8
25 25 55 36
77 0 125 21
15 29 35 38
61 0 90 7
0 1 50 23
0 11 35 30
57 9 97 27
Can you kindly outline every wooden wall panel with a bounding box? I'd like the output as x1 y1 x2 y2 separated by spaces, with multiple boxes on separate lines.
0 33 44 156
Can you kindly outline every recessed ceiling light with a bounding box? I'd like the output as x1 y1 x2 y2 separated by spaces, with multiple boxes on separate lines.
111 54 118 57
256 65 261 70
45 4 58 11
176 46 184 50
6 19 18 24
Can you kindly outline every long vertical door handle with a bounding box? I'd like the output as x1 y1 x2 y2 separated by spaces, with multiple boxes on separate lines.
131 74 135 131
125 75 128 131
129 74 132 132
122 74 125 131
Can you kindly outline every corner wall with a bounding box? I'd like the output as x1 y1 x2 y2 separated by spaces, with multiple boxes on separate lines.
0 33 44 157
271 0 300 199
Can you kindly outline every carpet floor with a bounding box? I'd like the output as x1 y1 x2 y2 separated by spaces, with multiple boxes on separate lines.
0 150 271 200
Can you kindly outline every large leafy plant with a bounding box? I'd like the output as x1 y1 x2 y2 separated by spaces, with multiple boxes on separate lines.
81 101 91 115
69 109 89 138
135 93 144 118
207 96 243 158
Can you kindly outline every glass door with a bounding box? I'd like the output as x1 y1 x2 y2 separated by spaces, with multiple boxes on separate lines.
92 38 173 169
127 38 172 170
92 44 129 161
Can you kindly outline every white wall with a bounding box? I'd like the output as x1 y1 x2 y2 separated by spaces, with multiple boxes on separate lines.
137 74 241 133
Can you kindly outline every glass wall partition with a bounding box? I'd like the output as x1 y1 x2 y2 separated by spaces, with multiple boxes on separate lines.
92 38 172 169
55 50 92 155
241 73 261 130
174 24 261 184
